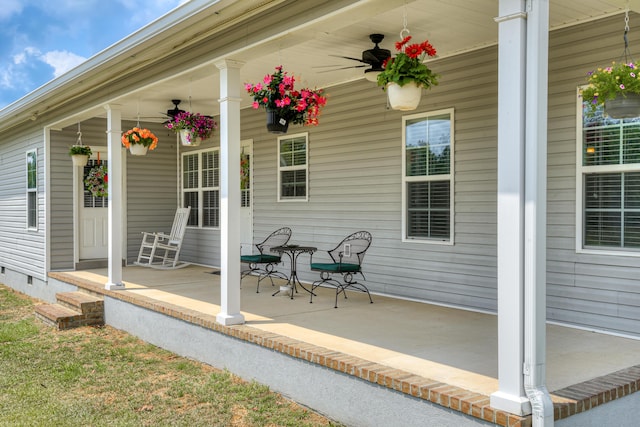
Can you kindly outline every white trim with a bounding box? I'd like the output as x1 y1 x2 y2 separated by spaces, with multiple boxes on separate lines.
401 108 455 245
576 87 584 254
277 132 309 202
44 128 51 277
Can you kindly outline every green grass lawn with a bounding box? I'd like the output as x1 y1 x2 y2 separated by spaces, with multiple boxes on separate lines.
0 284 341 426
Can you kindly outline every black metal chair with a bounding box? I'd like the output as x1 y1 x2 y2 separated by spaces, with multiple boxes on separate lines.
309 231 373 308
241 227 292 292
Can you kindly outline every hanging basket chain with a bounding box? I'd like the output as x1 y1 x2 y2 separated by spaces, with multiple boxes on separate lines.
622 6 635 64
399 4 410 49
75 122 84 147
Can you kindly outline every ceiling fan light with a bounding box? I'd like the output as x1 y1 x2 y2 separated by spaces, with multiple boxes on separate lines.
364 68 382 82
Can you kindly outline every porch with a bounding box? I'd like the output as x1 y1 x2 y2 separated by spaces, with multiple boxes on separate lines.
48 265 640 427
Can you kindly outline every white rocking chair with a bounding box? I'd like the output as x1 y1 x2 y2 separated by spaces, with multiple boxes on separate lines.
135 207 191 269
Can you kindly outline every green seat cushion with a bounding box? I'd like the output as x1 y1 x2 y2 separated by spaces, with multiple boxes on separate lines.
241 254 281 263
310 262 361 273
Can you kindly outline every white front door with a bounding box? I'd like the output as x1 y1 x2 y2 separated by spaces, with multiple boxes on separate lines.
79 152 108 259
240 139 253 255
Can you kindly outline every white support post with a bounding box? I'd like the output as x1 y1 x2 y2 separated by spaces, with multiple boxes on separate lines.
104 104 125 290
491 0 530 416
215 59 245 326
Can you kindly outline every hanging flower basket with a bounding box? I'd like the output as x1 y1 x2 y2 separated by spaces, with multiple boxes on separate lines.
165 112 216 146
604 93 640 118
68 145 92 167
129 144 149 155
121 127 158 155
266 109 290 134
71 154 89 167
582 61 640 118
246 65 327 134
386 81 422 111
179 129 203 146
84 165 108 198
377 35 438 111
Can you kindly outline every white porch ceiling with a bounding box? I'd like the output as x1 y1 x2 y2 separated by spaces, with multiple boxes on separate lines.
79 0 627 126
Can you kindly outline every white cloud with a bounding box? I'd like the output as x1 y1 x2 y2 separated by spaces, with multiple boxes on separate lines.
0 0 23 20
39 50 87 78
13 47 41 65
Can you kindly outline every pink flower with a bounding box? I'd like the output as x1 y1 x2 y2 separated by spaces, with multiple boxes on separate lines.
252 101 260 109
283 75 294 88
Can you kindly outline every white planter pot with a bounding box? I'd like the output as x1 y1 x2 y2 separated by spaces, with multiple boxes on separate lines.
71 154 89 167
180 130 203 146
387 81 422 111
129 144 149 156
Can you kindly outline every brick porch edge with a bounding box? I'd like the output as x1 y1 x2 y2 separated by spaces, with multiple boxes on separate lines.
50 272 640 427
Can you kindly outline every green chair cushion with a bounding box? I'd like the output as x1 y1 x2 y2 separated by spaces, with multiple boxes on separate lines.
310 262 361 273
241 254 281 263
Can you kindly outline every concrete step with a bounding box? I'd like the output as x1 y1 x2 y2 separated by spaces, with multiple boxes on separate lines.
35 291 104 330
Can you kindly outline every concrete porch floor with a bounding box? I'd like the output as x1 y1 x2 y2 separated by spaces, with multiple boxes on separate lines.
50 265 640 425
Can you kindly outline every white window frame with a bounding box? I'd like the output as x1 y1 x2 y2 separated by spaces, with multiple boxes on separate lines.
576 87 640 256
181 147 220 229
401 108 455 245
277 132 309 202
26 149 38 230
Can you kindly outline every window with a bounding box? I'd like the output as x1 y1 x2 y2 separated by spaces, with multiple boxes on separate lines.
182 149 219 228
578 98 640 251
26 150 37 229
402 109 454 243
278 133 308 201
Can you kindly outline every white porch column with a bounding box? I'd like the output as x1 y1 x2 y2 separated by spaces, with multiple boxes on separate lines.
492 1 553 422
104 104 125 290
491 0 529 415
215 59 245 326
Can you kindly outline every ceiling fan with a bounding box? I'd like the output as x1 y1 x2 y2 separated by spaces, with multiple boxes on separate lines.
165 99 185 119
318 34 391 81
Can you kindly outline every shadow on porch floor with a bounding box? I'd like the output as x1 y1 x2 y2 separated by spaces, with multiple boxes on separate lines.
50 265 640 426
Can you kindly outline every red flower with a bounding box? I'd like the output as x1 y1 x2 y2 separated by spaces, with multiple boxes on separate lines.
395 35 412 51
404 44 422 59
421 41 436 57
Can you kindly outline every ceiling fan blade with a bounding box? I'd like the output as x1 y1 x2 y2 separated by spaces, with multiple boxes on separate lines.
312 64 355 69
363 51 383 64
329 54 368 64
316 65 367 73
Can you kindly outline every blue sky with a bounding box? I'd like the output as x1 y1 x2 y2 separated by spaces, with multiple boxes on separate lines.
0 0 185 109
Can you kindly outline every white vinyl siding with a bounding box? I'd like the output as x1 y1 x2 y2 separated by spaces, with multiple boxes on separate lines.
402 109 454 244
26 149 37 230
277 132 308 201
578 103 640 252
182 149 220 228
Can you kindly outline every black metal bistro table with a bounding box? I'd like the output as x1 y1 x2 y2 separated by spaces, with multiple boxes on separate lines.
271 245 317 299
